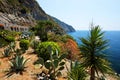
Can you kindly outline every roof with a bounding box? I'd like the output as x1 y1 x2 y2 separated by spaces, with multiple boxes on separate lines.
0 24 4 27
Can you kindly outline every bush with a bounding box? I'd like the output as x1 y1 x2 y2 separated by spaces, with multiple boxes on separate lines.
36 42 60 61
5 36 15 42
30 39 39 50
0 37 9 47
47 32 62 42
20 39 29 51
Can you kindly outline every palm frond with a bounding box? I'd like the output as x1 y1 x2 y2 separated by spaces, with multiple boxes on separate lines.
79 25 112 80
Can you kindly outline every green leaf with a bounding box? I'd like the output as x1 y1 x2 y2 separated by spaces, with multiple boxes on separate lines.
52 55 58 59
59 54 66 61
45 61 51 69
59 62 65 66
54 59 59 68
58 66 64 70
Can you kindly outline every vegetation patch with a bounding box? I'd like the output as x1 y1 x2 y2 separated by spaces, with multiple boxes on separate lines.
36 41 60 61
20 39 30 52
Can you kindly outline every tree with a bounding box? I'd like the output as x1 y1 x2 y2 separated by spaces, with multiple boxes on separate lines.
34 21 65 42
80 25 112 80
35 21 54 42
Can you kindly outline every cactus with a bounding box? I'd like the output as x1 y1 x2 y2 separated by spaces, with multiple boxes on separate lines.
38 48 66 79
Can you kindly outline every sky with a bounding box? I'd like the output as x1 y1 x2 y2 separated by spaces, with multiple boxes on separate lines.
36 0 120 30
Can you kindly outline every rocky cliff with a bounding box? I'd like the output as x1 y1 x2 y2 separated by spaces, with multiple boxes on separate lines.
0 0 75 32
0 0 48 20
52 16 75 32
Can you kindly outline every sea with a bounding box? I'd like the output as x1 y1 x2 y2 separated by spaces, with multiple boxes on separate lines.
68 31 120 74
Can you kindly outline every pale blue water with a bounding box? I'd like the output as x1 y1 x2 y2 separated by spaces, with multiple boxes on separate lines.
69 31 120 74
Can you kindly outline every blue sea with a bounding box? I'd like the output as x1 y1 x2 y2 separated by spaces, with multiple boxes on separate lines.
69 31 120 74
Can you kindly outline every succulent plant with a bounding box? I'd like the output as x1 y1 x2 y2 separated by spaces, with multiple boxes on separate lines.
9 42 15 52
2 47 11 57
67 61 86 80
9 55 29 73
38 48 66 79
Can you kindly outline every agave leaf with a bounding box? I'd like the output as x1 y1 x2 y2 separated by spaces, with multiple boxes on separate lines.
22 58 29 67
16 55 19 67
9 61 13 67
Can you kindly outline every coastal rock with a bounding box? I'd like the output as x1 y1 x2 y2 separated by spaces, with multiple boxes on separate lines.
0 0 75 32
52 16 75 32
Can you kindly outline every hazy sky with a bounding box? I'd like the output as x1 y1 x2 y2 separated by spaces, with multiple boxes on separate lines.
36 0 120 30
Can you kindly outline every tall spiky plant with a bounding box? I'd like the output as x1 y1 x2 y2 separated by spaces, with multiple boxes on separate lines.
2 47 11 57
67 61 86 80
9 55 29 73
80 25 112 80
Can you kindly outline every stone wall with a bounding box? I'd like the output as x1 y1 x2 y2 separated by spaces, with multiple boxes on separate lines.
0 22 29 32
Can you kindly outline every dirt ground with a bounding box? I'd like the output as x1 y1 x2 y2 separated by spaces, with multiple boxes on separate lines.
0 47 67 80
0 46 119 80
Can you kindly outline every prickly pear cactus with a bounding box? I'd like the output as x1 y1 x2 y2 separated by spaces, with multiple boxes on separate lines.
38 49 66 79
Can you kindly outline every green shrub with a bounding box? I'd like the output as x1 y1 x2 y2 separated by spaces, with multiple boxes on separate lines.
0 37 9 47
47 32 62 42
5 36 15 42
30 40 39 50
36 42 60 61
20 39 29 51
61 35 75 43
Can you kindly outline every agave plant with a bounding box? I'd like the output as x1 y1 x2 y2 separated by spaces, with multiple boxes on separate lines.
2 47 11 57
67 61 86 80
9 55 29 73
9 42 15 52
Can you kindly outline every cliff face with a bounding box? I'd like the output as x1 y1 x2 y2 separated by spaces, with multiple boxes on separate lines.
0 0 48 20
52 16 75 32
0 0 75 32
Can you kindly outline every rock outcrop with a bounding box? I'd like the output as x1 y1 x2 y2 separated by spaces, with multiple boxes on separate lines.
52 16 75 32
0 0 75 32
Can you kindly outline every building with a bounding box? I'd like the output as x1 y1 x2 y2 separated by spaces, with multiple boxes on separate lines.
0 22 29 32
